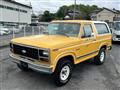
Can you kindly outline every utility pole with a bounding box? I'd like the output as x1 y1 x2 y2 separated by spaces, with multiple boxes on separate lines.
73 0 76 20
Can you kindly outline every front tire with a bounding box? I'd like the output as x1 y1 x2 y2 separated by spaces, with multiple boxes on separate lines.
53 59 73 86
94 48 106 65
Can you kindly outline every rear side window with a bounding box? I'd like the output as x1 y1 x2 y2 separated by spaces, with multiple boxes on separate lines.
81 24 93 38
95 23 109 35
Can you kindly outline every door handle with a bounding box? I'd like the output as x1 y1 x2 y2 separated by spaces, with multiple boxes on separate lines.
85 38 89 41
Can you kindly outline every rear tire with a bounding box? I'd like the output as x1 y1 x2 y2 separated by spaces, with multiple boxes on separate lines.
53 59 73 86
94 48 106 65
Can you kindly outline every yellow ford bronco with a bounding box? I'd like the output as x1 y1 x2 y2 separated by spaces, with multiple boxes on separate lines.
10 20 112 86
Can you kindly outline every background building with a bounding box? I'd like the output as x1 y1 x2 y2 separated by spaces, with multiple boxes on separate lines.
91 7 120 22
0 0 32 26
64 9 87 20
31 13 39 23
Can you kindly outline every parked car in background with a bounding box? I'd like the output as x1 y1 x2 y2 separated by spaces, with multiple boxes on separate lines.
9 27 21 34
10 20 112 86
0 30 7 35
0 26 10 35
112 21 120 41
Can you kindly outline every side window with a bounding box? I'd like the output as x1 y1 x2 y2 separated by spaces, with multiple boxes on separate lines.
82 24 93 38
95 23 110 34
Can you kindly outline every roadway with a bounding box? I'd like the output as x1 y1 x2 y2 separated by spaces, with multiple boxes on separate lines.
0 42 120 90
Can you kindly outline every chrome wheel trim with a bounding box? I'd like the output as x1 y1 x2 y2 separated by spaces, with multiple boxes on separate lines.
60 65 70 81
100 51 105 62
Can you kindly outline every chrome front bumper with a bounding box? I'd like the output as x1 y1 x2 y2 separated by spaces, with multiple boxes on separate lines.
9 53 53 74
112 37 120 41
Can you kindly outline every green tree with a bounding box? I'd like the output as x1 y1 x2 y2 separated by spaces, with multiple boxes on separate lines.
56 4 101 20
68 4 100 20
41 10 55 22
56 5 68 19
39 4 101 21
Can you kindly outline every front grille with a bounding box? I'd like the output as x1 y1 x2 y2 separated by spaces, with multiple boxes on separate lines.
116 35 120 38
13 44 39 60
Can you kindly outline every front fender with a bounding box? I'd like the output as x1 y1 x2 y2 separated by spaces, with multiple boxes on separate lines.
52 51 76 72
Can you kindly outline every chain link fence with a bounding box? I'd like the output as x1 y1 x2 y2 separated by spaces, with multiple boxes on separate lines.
0 25 48 47
0 24 48 60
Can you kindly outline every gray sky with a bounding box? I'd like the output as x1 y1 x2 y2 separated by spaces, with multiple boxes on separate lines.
15 0 120 14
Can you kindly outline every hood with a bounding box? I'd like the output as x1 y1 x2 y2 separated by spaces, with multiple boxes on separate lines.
11 35 79 49
113 30 120 35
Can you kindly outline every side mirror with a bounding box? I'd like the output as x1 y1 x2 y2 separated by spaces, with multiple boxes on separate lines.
91 32 95 37
91 33 96 40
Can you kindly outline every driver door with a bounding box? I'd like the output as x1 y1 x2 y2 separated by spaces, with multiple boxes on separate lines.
76 23 97 62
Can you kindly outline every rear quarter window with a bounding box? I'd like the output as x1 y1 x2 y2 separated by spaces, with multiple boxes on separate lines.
94 23 110 35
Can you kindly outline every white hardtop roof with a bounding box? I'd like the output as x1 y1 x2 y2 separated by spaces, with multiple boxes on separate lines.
93 21 107 24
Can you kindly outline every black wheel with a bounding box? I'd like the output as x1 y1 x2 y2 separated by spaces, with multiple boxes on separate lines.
17 61 29 71
94 48 106 65
53 59 73 86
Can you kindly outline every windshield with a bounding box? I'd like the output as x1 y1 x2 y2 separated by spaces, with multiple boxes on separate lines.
46 23 80 37
114 22 120 31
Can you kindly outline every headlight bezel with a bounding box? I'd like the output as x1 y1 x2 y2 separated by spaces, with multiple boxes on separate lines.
39 49 50 62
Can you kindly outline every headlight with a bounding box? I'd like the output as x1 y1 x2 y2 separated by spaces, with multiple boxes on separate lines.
43 51 49 56
39 50 49 57
113 33 117 35
113 33 117 38
39 50 49 62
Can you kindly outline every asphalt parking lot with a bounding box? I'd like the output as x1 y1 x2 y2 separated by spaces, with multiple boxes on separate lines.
0 42 120 90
